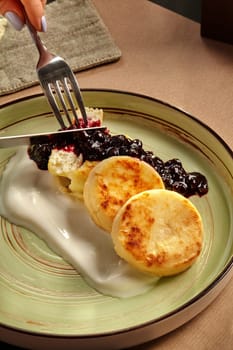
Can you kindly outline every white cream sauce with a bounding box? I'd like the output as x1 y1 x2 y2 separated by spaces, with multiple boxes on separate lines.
0 148 159 298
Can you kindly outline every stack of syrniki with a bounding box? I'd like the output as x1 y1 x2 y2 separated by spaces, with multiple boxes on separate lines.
83 156 164 232
48 153 203 277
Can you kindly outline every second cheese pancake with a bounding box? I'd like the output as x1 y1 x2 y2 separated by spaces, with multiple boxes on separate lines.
111 189 203 276
83 156 164 232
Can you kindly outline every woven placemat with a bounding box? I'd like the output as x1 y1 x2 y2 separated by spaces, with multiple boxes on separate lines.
0 0 121 96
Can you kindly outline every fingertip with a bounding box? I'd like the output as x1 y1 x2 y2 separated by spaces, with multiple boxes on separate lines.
40 16 47 32
4 11 24 31
27 14 47 32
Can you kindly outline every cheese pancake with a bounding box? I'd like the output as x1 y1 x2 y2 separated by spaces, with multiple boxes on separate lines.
111 189 203 276
83 156 164 232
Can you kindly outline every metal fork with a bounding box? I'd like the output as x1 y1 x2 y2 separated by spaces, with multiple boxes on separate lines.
25 14 88 130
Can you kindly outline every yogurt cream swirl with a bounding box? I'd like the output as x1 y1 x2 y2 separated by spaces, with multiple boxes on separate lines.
0 148 159 298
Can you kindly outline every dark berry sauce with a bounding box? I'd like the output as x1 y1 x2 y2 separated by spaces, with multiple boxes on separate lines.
28 129 208 198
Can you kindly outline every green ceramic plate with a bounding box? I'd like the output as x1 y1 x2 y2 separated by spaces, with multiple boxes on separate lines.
0 90 232 350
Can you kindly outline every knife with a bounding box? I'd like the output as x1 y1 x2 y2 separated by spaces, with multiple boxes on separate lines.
0 127 106 148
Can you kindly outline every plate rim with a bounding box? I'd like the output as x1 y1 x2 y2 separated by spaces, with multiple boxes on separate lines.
0 88 232 340
1 88 232 159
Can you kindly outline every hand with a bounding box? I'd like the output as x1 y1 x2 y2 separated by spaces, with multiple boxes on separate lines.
0 0 47 32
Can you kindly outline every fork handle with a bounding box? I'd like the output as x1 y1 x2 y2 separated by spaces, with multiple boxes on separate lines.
24 11 54 69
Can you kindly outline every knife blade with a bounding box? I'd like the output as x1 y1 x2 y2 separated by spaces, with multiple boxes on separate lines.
0 126 106 148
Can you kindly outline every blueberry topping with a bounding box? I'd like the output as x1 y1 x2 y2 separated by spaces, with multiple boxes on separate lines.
28 129 208 197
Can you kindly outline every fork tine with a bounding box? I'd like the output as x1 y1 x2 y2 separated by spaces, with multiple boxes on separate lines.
62 77 81 127
44 83 66 129
54 80 73 126
41 77 88 130
67 71 88 126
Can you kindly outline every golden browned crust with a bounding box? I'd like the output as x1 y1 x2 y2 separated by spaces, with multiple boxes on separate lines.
83 156 164 232
111 189 203 276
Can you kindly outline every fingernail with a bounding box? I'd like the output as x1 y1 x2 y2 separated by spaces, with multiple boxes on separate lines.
41 16 47 32
4 11 24 31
